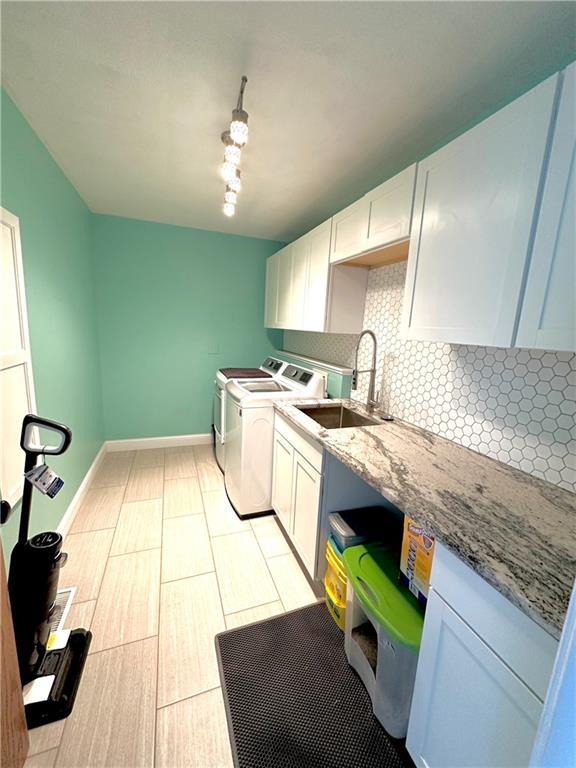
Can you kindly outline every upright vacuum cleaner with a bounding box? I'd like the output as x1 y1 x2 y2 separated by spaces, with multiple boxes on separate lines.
5 414 92 728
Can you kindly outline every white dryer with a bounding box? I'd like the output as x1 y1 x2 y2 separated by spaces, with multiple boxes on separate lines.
224 364 326 518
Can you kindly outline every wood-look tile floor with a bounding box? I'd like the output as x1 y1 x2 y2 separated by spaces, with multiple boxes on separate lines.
26 445 318 768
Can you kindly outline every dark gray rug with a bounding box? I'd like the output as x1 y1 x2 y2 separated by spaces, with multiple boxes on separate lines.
216 602 414 768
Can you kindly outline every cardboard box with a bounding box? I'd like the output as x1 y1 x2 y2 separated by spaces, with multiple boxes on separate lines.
399 516 435 606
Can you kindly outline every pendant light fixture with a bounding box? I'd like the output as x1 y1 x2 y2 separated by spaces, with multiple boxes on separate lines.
220 76 248 218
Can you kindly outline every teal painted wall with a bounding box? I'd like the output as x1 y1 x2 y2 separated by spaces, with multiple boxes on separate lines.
92 214 283 439
0 89 105 557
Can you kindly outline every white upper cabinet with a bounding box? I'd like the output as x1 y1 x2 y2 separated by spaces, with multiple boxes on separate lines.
276 243 294 328
401 74 558 347
264 250 279 328
303 219 331 331
330 164 417 264
365 164 417 251
264 219 366 332
330 197 369 263
516 63 576 352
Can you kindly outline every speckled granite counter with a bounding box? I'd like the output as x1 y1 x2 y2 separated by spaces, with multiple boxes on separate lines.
274 398 576 639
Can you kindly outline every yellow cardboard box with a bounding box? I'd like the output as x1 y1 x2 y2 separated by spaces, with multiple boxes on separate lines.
399 516 435 605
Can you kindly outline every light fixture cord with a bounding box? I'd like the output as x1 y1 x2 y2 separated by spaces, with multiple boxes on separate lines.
236 76 248 111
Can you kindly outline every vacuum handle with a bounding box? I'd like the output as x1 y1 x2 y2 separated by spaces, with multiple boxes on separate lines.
20 414 72 457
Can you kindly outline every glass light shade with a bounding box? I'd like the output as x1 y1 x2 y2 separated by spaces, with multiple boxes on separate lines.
224 189 237 205
223 202 235 217
220 161 237 184
227 173 241 193
230 119 248 146
224 143 241 166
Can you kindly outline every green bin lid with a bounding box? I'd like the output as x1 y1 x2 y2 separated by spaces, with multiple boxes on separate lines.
343 543 424 651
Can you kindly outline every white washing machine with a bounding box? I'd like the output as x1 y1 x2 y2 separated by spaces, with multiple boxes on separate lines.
224 364 326 518
213 356 285 471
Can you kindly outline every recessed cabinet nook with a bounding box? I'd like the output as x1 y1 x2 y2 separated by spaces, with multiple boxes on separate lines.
265 61 576 353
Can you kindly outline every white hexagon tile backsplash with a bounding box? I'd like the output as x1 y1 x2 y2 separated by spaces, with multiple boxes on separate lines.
284 261 576 492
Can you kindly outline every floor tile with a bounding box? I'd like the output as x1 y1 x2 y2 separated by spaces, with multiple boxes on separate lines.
133 448 165 468
69 486 125 534
225 601 285 630
27 722 64 757
56 637 157 768
194 444 224 491
25 749 58 768
157 573 224 707
251 515 291 558
163 477 204 518
164 447 197 480
267 552 318 611
90 452 134 488
156 689 233 768
124 466 164 502
211 531 279 614
110 499 162 556
162 515 214 582
203 490 248 537
59 529 114 602
64 600 96 632
89 549 160 653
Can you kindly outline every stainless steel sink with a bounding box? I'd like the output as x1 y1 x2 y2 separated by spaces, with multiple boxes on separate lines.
296 404 393 429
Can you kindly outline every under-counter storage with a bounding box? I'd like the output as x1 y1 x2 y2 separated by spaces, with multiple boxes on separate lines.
401 71 560 347
330 164 417 264
407 544 558 768
271 414 323 576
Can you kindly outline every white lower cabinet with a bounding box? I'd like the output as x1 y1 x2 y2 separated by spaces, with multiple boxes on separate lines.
407 590 543 768
271 415 322 578
272 431 294 534
407 544 558 768
291 453 322 575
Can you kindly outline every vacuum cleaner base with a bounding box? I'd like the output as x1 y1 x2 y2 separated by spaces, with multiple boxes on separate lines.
25 628 92 729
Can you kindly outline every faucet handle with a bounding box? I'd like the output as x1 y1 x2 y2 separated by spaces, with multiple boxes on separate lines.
351 369 358 390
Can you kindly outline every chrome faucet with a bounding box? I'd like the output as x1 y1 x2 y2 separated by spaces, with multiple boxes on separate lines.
352 330 379 412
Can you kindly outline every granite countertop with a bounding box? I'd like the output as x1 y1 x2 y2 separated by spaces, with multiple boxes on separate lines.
274 398 576 639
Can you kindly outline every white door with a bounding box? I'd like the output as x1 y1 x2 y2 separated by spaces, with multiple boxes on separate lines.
516 63 576 352
303 220 331 332
401 74 558 347
275 245 293 327
289 237 308 330
271 431 294 534
407 590 543 768
264 252 279 328
1 208 36 507
365 164 417 250
329 197 369 263
291 452 321 577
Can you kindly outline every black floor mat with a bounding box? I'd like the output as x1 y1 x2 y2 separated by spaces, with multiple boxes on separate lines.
216 602 414 768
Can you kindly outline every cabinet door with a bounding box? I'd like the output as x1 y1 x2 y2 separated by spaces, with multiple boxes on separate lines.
289 237 308 330
303 220 331 331
291 452 321 577
329 197 369 263
407 590 543 768
365 164 417 250
272 432 294 534
275 245 293 327
264 252 279 328
401 75 557 347
516 63 576 352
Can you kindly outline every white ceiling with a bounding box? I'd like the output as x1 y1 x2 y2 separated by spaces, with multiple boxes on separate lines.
2 2 575 242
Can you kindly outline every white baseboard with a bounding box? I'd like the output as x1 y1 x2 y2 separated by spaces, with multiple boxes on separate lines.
105 433 213 452
57 442 107 536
